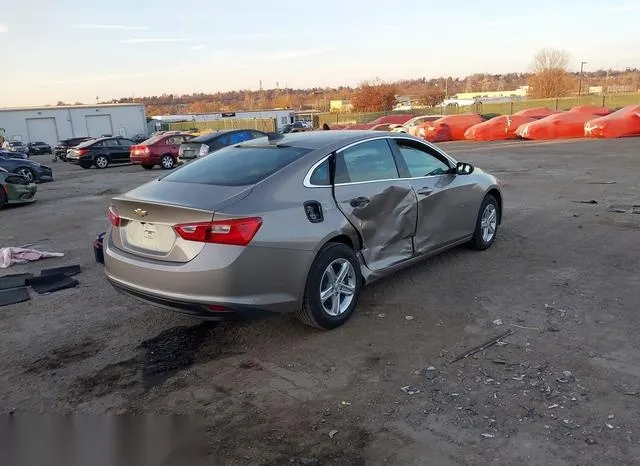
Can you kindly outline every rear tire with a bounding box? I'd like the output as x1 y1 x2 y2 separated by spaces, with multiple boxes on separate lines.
468 194 499 250
160 155 175 169
95 155 109 169
0 188 7 209
141 164 154 170
296 242 363 330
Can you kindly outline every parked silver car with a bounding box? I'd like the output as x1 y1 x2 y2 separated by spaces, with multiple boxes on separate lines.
104 131 502 329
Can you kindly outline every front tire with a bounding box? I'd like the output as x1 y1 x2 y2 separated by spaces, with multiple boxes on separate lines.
14 167 35 183
160 155 175 169
296 242 363 330
95 155 109 169
80 162 92 169
141 164 154 170
0 188 7 209
468 194 499 250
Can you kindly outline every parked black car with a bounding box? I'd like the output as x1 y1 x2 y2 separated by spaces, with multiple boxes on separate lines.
27 141 52 155
178 129 268 160
8 141 30 155
66 137 136 169
54 137 93 160
0 152 53 182
0 148 28 160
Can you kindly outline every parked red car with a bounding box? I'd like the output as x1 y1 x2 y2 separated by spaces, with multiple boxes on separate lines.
130 132 194 169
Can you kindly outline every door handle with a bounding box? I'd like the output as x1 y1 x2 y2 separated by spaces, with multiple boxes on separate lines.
350 196 370 208
416 187 433 196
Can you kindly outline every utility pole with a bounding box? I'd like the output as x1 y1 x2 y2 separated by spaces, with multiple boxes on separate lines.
578 61 587 96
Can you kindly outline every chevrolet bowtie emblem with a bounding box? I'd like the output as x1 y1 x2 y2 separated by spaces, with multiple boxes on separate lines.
134 208 148 217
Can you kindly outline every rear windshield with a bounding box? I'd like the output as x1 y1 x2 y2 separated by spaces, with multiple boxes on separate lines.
162 145 311 186
141 135 165 145
77 139 101 148
189 132 223 143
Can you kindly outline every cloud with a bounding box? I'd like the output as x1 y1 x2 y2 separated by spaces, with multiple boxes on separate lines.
189 44 208 51
78 24 149 30
0 24 7 34
118 38 190 44
45 73 148 85
231 32 276 39
261 47 334 61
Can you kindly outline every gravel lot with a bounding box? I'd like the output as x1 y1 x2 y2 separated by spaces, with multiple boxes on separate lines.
1 138 639 465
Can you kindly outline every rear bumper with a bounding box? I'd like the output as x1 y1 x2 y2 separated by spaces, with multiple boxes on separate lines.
108 279 274 320
130 155 158 165
103 232 313 318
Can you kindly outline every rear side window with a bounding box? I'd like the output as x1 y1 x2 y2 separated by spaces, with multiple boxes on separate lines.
251 131 267 139
335 139 399 183
309 159 330 186
162 145 311 186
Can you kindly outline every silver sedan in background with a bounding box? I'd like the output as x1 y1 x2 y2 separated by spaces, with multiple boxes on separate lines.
104 131 502 330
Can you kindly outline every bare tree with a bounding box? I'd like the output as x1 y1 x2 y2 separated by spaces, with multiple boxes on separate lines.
528 48 574 98
533 48 570 72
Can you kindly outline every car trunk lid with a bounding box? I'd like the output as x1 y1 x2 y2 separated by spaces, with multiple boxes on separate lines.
110 180 254 262
179 142 204 160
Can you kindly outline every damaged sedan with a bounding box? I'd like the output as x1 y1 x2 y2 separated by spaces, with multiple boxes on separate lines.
104 131 502 329
0 168 37 208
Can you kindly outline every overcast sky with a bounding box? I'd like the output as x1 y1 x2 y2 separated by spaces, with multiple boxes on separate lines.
1 0 639 106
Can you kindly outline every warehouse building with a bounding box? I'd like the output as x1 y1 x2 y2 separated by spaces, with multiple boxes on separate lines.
0 104 148 147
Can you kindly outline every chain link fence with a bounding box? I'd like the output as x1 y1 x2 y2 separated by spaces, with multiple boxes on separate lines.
318 93 640 127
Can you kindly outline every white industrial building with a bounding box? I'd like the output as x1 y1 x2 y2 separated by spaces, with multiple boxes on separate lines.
0 104 148 146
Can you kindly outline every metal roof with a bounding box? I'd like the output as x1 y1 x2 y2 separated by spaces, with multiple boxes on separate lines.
0 103 144 112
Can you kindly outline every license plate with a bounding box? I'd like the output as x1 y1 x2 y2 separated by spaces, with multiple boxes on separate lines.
124 221 176 253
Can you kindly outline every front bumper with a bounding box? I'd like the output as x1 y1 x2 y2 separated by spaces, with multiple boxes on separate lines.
37 166 54 181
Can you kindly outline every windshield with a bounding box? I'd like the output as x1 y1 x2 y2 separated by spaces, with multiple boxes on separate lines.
162 144 311 186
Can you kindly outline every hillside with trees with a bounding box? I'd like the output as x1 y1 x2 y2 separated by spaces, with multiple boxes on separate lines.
73 53 639 115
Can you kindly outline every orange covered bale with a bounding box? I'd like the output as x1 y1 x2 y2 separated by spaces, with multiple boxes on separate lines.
418 114 484 141
569 105 611 116
584 105 640 138
516 112 599 140
464 115 536 141
513 107 557 119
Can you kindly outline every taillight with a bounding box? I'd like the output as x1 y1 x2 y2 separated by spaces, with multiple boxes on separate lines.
108 206 121 227
131 145 149 155
77 149 88 156
174 217 262 246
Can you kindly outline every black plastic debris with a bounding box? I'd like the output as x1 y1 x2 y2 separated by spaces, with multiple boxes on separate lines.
0 287 31 307
0 273 34 291
40 265 81 277
28 274 79 294
94 232 105 264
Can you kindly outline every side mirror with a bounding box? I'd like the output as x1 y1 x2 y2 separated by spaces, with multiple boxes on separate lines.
456 162 474 175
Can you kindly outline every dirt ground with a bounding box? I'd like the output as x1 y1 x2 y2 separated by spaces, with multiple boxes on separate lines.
1 138 639 465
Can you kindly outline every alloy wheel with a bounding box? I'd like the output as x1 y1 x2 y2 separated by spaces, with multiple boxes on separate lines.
481 204 497 243
319 258 357 316
15 168 34 182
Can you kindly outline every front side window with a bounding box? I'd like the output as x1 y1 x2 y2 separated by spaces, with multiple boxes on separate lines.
393 140 451 178
336 139 399 183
